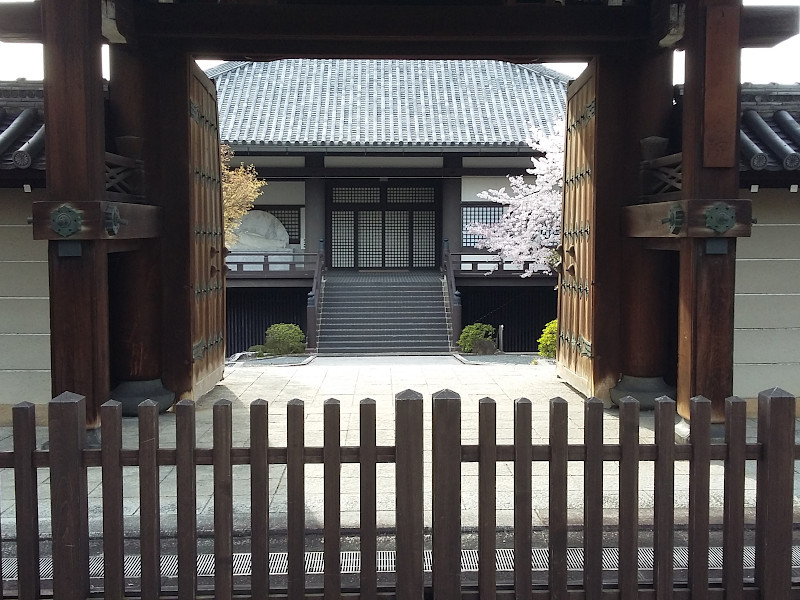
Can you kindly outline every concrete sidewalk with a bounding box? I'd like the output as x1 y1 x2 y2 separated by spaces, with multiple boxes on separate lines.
0 354 777 539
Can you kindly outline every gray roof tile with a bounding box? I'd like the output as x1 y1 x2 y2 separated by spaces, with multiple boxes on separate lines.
210 59 570 148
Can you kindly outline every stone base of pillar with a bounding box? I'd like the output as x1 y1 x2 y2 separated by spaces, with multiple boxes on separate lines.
111 378 175 417
609 375 676 411
674 418 727 444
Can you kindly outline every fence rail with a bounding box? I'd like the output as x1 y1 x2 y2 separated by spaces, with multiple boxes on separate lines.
225 251 319 278
0 387 798 599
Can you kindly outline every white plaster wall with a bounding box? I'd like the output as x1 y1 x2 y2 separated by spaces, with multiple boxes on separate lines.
0 189 51 418
734 188 800 399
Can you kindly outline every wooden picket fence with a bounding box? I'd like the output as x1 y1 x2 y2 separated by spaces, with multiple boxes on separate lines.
1 387 798 599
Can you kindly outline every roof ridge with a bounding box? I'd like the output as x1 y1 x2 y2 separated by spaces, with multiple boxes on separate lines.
517 63 573 84
205 61 251 79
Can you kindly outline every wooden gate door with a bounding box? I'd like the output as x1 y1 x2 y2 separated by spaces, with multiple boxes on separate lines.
556 61 597 396
189 67 225 398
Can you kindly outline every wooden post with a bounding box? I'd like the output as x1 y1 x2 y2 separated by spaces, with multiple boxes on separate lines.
432 389 461 599
101 400 125 600
395 389 424 600
214 399 234 600
48 392 89 600
287 398 305 600
478 397 497 600
513 398 532 600
677 0 742 421
323 398 342 600
42 0 109 428
755 388 795 600
13 402 41 600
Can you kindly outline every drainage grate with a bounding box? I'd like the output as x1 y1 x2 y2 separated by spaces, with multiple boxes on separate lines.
1 546 787 581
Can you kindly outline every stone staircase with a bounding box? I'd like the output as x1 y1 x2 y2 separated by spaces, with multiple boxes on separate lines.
316 270 452 354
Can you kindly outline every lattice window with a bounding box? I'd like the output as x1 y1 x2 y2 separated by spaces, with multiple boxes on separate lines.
385 211 409 268
266 208 301 244
331 211 354 268
462 204 504 247
358 211 383 268
332 187 380 203
412 211 436 268
387 187 435 204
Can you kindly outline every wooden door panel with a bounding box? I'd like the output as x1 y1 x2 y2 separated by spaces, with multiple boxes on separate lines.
556 61 597 396
189 66 225 398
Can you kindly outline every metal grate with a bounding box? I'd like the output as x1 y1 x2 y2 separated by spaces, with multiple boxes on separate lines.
332 187 380 203
462 203 504 247
266 208 301 244
384 210 409 268
3 546 787 581
412 210 436 267
331 210 355 267
357 210 383 268
387 187 435 203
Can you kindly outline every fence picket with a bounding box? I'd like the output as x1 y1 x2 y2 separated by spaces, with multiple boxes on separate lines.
583 398 603 600
549 398 568 599
618 397 639 600
48 392 89 600
395 389 424 600
653 397 675 600
478 397 497 600
287 398 305 600
250 399 270 599
514 398 532 600
138 399 161 600
723 396 746 600
359 399 377 600
688 396 711 600
755 387 795 600
176 399 198 600
101 400 124 600
214 399 234 600
432 389 462 598
324 399 342 600
13 402 40 600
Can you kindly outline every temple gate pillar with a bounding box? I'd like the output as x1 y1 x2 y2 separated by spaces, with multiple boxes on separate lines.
678 0 742 422
41 0 108 428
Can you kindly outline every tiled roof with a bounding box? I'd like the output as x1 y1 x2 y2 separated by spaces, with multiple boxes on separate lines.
0 83 45 171
739 84 800 172
210 60 570 149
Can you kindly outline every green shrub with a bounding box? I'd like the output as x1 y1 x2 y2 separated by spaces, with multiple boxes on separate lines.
537 319 558 358
458 323 496 353
263 323 306 355
248 344 266 357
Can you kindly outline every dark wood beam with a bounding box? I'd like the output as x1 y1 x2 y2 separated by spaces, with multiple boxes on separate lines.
253 167 540 179
0 2 40 42
740 5 799 48
3 3 794 53
622 199 752 238
134 4 649 45
31 201 162 240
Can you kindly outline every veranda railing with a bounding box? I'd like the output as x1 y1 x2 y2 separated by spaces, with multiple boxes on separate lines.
1 387 797 600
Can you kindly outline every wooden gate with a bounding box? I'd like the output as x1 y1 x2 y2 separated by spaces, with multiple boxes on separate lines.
188 67 225 398
556 61 597 396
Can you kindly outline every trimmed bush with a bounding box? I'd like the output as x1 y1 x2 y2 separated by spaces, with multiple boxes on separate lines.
537 319 558 358
263 323 306 355
458 322 496 353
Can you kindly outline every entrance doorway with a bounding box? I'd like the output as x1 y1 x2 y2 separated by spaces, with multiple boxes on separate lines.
327 181 440 269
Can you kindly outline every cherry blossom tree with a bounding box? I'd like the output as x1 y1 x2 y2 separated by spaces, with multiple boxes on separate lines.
467 123 564 276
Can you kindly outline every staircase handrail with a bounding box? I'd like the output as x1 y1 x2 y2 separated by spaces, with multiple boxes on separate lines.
442 240 462 347
306 241 325 350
